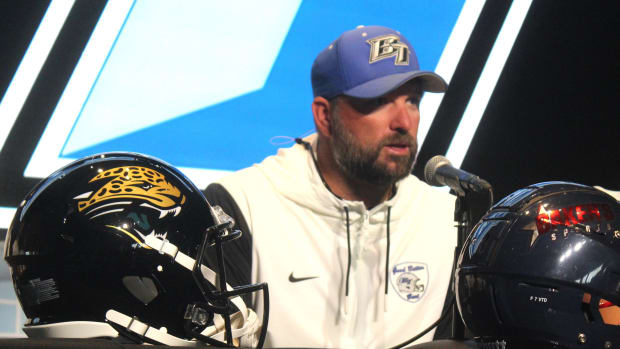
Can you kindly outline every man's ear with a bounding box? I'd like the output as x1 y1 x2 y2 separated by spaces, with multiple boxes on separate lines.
312 96 332 138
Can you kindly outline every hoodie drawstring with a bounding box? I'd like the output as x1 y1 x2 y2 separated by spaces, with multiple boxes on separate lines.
344 206 352 314
384 206 391 312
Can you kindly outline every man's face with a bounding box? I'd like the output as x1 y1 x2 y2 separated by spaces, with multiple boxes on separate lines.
330 82 422 185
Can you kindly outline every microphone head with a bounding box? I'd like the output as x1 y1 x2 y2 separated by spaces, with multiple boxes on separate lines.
424 155 451 186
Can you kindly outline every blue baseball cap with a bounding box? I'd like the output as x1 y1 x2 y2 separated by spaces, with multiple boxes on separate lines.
311 25 448 99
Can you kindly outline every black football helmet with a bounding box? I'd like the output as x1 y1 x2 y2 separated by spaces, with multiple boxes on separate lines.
456 181 620 348
3 152 268 347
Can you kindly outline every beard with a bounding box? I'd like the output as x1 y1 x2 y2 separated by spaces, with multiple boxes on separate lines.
331 114 417 185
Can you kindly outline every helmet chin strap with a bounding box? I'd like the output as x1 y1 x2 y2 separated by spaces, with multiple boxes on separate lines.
24 304 260 348
105 308 260 347
105 310 203 346
142 235 260 346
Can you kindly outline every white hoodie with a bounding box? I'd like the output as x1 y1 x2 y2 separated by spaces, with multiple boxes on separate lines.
215 134 456 348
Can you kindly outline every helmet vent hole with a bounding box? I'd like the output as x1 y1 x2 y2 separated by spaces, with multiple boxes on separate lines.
123 276 159 305
517 281 558 293
581 300 595 323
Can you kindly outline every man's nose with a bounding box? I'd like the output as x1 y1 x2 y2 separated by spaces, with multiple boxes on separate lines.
389 102 416 134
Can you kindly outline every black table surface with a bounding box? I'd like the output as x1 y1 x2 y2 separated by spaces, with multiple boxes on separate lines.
0 338 482 349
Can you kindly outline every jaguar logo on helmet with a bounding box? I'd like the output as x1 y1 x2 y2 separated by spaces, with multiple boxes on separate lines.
74 166 186 219
72 165 188 249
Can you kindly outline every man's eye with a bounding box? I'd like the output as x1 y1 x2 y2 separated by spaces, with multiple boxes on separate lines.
368 98 388 108
407 97 420 106
348 96 388 113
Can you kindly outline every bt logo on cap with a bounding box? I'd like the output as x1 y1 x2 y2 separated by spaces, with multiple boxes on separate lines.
367 34 410 66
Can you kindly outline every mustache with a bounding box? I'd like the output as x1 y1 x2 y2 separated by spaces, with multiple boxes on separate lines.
379 134 416 148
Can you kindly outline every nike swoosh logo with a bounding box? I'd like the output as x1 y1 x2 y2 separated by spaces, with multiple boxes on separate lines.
288 272 318 283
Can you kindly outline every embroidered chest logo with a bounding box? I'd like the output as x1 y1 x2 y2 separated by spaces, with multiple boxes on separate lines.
367 34 410 65
390 262 428 303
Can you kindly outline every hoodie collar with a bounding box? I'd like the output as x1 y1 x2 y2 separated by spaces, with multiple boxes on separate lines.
255 133 417 223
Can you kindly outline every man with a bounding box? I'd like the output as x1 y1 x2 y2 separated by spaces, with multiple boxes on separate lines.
205 25 456 348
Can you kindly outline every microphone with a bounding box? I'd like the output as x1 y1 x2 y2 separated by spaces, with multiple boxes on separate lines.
424 155 492 195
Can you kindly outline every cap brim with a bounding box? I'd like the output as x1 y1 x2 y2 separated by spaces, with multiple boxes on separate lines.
343 71 447 99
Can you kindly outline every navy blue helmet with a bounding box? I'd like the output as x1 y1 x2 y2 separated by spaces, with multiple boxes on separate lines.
456 181 620 348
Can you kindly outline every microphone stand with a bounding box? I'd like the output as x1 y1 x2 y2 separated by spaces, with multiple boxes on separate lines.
450 191 470 340
450 185 494 340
